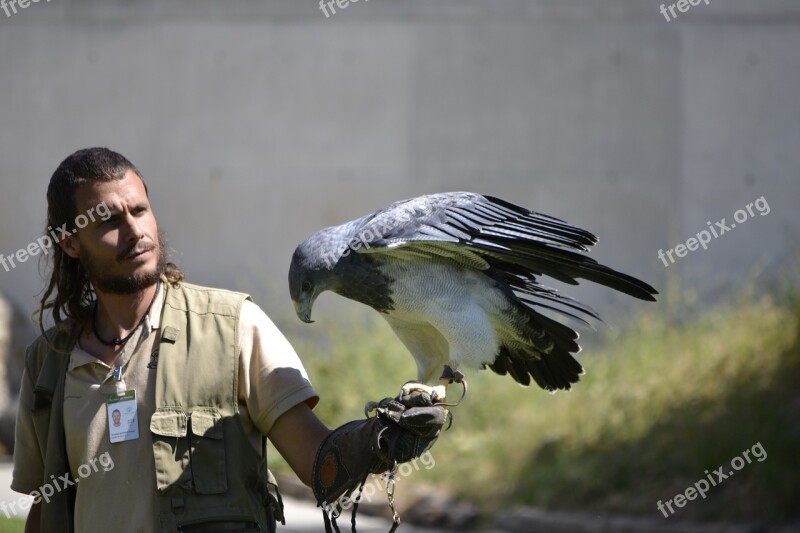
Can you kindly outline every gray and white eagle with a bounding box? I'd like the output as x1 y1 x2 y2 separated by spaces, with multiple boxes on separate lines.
288 192 656 392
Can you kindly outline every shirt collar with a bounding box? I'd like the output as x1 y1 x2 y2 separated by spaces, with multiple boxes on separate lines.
145 280 165 330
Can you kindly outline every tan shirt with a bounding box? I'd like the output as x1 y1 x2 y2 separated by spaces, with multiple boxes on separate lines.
12 283 318 532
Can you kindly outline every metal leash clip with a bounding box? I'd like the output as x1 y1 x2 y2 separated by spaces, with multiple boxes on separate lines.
381 460 401 533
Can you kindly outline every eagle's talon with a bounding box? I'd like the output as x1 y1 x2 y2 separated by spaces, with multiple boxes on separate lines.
432 376 468 407
364 400 380 418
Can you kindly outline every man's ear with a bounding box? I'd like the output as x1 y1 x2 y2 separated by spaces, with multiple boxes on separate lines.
58 234 80 259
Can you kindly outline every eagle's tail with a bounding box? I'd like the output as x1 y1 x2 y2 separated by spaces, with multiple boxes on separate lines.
489 303 584 391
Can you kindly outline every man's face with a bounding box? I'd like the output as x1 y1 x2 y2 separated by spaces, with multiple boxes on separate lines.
112 411 121 426
60 170 165 294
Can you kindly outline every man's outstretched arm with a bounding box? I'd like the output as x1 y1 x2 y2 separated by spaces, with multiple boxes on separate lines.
268 402 331 486
268 389 446 509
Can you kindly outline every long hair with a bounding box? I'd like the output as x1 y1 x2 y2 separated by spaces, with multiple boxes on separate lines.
37 147 184 340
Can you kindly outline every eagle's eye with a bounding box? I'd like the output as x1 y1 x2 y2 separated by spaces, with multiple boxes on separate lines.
301 281 312 293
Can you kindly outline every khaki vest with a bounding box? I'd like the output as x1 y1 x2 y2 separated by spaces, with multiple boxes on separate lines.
24 281 284 532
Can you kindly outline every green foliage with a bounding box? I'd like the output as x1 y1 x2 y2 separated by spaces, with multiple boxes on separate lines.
0 518 24 533
276 292 800 523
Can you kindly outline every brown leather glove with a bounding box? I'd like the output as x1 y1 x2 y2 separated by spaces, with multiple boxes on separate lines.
311 389 446 511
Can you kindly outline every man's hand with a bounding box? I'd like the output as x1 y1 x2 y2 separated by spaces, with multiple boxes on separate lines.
364 393 446 466
311 386 447 510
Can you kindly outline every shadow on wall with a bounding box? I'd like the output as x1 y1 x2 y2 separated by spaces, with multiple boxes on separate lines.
0 291 36 455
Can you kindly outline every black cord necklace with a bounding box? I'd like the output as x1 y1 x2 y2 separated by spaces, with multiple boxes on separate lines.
92 282 160 347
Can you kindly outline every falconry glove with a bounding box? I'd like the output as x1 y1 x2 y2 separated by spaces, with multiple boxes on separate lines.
311 387 447 519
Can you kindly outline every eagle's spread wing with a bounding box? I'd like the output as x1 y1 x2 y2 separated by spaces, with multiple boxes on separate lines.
349 192 655 317
290 191 657 391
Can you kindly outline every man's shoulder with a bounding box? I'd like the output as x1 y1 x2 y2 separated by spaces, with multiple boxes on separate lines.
173 283 279 337
23 324 76 374
171 280 251 300
26 323 75 351
165 281 253 314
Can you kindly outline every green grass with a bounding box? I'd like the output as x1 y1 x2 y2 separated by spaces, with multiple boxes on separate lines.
274 289 800 524
0 518 24 532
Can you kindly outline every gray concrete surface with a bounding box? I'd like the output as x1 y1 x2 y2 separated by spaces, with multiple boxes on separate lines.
0 0 798 327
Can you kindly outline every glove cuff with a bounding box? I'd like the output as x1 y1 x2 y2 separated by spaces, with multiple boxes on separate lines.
311 396 446 511
311 417 388 508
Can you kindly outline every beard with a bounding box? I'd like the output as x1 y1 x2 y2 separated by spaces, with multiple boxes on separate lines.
80 229 169 295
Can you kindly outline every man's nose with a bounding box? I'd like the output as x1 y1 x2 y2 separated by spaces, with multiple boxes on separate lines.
121 213 145 241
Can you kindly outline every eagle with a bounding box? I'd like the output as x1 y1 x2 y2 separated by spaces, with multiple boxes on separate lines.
288 192 656 392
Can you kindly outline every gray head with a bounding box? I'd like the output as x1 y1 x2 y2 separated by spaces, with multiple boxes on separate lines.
288 228 344 323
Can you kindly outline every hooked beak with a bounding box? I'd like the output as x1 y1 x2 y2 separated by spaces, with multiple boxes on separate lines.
293 299 314 324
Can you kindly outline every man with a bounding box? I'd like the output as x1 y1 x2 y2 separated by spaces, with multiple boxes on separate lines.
12 148 445 532
111 409 121 428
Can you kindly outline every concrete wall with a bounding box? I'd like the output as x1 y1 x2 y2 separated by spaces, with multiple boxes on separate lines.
0 0 798 330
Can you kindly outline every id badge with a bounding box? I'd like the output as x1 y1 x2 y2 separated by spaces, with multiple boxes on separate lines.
108 389 139 443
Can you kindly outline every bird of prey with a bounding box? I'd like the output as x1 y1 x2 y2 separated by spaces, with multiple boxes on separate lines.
289 192 657 392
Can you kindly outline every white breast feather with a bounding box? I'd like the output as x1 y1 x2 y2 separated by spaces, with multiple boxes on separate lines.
379 255 507 383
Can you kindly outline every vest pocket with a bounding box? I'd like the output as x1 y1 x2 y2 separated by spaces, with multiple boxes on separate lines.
151 407 228 495
188 407 228 494
151 408 190 492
